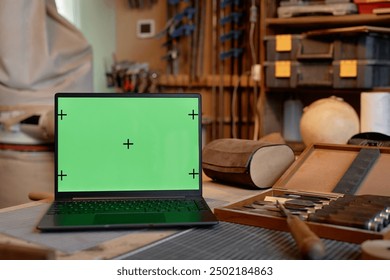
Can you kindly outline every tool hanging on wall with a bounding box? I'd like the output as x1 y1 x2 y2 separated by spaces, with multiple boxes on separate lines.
196 0 207 80
105 60 159 93
189 0 200 84
218 0 227 138
211 0 218 140
218 0 246 139
161 1 196 77
249 0 260 140
163 0 180 76
137 0 260 141
221 0 260 140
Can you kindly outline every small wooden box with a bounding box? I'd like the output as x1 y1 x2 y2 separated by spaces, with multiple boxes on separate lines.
214 144 390 244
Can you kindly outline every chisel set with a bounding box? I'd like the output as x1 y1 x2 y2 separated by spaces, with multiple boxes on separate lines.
233 192 390 232
214 145 390 244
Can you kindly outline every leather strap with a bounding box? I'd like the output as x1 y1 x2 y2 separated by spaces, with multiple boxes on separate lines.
332 148 380 194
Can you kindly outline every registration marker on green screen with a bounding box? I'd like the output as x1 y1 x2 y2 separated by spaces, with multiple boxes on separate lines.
56 94 201 192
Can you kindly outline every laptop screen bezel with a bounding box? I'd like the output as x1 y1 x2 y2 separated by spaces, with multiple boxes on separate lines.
54 92 203 199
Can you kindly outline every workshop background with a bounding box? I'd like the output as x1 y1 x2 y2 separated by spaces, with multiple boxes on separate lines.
0 0 390 208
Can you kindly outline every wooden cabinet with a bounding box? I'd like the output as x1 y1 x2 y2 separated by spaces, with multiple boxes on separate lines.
259 0 390 147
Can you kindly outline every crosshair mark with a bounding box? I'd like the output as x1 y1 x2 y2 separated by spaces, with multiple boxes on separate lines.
188 109 198 120
58 109 67 120
58 170 67 181
123 138 134 149
188 168 199 179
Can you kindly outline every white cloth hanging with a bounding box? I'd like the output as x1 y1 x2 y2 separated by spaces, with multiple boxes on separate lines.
0 0 93 208
0 0 93 107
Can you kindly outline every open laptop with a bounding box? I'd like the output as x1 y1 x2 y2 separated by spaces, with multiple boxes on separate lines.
37 93 218 231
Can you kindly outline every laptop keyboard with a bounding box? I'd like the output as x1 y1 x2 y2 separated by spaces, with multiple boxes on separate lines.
48 199 209 215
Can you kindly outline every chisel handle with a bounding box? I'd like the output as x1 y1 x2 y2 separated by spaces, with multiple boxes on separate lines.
286 214 326 260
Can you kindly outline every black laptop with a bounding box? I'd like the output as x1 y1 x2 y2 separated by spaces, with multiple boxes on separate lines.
37 93 218 231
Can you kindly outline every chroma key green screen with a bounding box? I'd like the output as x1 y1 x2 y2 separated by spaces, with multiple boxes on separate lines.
56 94 201 192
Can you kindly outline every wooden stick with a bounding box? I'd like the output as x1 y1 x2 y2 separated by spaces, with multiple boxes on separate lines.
0 243 55 260
276 200 326 260
28 192 54 202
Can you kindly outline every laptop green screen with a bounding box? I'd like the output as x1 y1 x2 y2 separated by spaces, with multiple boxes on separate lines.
56 94 201 192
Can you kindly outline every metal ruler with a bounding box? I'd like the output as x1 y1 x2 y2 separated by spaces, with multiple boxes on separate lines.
332 148 380 195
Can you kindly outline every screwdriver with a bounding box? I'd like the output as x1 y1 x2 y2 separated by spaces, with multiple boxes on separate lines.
276 200 326 260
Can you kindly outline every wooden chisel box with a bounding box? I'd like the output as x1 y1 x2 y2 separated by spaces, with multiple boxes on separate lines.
214 144 390 244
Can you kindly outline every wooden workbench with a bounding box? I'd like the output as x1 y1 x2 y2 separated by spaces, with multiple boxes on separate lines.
0 178 264 260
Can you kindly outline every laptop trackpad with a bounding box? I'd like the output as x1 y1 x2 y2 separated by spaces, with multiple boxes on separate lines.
94 213 166 224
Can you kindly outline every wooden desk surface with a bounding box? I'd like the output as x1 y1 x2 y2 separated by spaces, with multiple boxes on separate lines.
0 178 264 260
